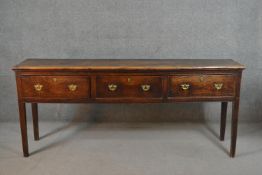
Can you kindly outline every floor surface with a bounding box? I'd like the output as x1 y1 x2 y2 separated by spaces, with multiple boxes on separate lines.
0 122 262 175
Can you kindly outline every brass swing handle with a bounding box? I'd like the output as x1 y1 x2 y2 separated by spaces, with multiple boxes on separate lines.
141 84 151 91
214 83 223 90
108 84 118 91
68 84 78 91
180 83 190 90
34 84 43 91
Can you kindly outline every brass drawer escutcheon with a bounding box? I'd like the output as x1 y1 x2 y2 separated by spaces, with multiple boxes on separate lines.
200 76 204 82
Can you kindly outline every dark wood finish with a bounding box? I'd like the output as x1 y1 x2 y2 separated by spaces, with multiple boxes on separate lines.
31 103 39 141
220 102 228 141
13 59 245 157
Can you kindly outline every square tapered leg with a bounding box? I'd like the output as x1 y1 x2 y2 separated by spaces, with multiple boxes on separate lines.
18 102 29 157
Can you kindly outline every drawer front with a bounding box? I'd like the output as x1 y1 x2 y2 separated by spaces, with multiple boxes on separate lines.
96 76 163 98
168 74 236 97
21 76 90 99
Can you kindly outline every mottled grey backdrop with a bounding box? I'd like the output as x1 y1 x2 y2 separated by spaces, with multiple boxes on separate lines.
0 0 261 122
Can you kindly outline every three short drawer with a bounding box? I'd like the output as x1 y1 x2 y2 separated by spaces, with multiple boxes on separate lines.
20 74 237 100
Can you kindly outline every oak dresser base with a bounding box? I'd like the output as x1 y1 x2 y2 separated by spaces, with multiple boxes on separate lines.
13 59 245 157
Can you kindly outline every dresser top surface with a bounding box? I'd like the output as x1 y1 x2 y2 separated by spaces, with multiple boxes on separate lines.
13 59 245 71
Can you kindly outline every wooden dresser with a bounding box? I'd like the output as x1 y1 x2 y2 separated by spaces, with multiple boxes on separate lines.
13 59 245 157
